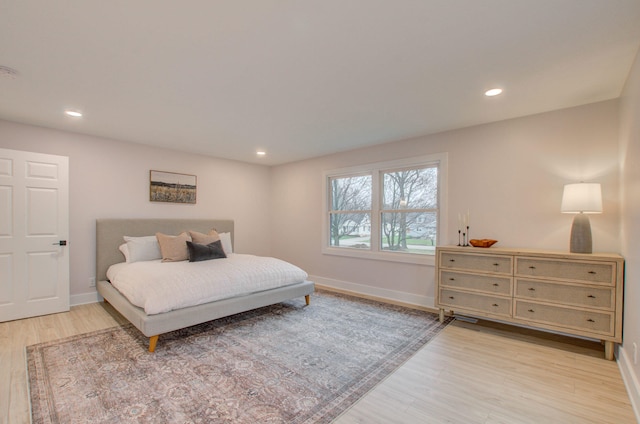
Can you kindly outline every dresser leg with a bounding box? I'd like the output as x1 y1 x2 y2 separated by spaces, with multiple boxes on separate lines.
439 308 445 323
604 341 615 360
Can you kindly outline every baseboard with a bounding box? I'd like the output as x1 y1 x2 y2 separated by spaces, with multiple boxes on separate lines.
70 291 102 306
618 345 640 422
309 275 438 313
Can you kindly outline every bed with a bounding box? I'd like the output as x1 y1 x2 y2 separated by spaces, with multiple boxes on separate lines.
96 218 314 352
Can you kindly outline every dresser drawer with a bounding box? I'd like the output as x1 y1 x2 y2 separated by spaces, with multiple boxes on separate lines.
440 271 512 295
515 279 614 310
515 257 614 285
514 301 614 336
440 252 512 275
439 289 511 317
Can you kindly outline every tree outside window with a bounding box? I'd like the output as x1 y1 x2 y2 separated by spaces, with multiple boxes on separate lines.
328 174 371 248
381 166 438 254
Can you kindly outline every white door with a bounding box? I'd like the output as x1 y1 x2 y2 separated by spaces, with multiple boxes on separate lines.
0 148 69 322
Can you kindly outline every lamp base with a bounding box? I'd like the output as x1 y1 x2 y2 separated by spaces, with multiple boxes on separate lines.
570 213 592 254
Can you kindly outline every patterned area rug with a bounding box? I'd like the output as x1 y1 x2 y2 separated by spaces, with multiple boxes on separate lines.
27 290 451 423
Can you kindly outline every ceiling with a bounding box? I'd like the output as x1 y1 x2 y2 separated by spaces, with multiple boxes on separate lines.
1 1 640 166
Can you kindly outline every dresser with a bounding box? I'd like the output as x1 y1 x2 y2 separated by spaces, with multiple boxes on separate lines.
435 246 624 360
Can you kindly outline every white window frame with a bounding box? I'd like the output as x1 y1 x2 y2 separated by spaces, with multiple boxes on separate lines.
322 153 448 266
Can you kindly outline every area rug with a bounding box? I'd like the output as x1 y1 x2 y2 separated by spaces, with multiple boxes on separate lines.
27 290 451 424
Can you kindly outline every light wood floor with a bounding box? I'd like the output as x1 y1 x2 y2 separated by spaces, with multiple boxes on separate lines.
1 303 636 424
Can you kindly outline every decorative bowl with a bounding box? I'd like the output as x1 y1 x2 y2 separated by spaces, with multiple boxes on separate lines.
469 239 498 248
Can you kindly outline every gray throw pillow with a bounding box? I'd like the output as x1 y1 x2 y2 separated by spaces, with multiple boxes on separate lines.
186 240 227 262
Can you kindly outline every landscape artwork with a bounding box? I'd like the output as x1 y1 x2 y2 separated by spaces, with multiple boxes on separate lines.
150 170 197 204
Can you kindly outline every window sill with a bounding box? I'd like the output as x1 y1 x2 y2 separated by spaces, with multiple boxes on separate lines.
322 246 436 266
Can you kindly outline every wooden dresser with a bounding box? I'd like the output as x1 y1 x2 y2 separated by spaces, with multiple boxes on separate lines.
435 246 624 359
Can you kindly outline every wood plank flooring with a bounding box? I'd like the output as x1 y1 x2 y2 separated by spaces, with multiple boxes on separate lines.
1 302 636 423
335 319 636 424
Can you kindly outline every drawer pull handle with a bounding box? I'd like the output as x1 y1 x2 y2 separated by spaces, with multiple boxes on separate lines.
528 288 536 291
587 318 595 322
587 295 596 298
492 304 499 307
588 271 597 275
492 283 499 287
449 278 455 281
528 309 535 313
448 296 455 300
449 259 455 262
528 266 536 270
493 263 500 266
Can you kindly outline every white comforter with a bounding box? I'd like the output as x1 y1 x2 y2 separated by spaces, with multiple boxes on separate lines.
106 254 308 315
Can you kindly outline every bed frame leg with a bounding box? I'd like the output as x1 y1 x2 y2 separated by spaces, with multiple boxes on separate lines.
149 335 159 352
305 295 310 305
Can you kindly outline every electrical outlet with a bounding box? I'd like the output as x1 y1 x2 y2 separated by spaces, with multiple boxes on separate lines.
89 277 96 288
634 342 638 365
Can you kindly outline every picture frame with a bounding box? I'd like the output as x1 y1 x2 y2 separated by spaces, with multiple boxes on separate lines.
150 170 197 204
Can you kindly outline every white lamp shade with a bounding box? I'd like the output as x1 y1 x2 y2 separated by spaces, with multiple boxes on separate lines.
561 183 602 214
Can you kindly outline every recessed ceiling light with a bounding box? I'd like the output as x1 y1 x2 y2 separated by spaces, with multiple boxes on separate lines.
256 150 266 156
65 110 83 117
485 88 503 97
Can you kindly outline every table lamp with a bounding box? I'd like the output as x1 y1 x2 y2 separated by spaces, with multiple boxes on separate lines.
561 182 602 254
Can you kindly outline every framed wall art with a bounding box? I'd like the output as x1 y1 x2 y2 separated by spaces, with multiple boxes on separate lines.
150 170 197 204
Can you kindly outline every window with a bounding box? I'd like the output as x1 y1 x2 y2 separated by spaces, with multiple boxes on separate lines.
323 153 447 265
328 174 371 247
381 166 438 253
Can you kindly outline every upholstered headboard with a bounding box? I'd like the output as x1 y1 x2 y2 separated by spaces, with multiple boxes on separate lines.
96 218 234 282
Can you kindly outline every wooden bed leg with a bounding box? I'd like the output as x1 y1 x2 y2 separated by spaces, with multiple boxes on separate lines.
604 341 615 360
149 335 159 353
305 295 310 306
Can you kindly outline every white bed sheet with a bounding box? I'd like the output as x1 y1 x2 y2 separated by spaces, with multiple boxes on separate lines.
106 253 308 315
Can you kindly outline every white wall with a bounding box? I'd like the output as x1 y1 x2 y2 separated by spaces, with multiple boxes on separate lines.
270 100 621 306
619 47 640 418
0 120 272 302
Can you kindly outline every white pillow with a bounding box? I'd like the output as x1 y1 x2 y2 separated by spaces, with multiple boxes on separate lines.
123 235 162 263
118 243 130 262
219 232 233 254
